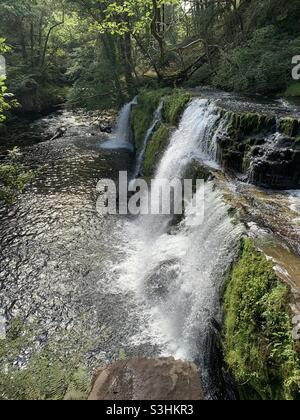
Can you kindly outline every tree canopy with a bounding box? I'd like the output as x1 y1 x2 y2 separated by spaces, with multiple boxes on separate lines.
0 0 299 114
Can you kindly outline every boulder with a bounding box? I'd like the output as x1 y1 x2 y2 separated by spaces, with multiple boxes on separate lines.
88 357 204 401
215 111 300 189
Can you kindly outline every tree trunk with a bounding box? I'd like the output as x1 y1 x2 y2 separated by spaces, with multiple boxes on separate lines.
120 32 136 96
102 34 125 105
151 0 166 63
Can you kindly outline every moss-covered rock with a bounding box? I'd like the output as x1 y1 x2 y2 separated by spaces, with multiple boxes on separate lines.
224 111 276 140
224 239 300 400
184 159 211 185
131 89 192 177
143 124 171 177
279 117 300 137
131 88 190 153
218 111 277 174
215 110 300 188
163 90 191 126
131 89 170 152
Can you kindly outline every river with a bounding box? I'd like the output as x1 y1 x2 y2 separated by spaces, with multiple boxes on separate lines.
0 92 300 399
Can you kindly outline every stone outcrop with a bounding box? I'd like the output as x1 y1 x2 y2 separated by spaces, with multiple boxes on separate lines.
88 357 204 401
216 111 300 189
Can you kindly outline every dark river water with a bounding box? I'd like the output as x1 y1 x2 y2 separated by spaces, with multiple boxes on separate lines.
0 111 167 371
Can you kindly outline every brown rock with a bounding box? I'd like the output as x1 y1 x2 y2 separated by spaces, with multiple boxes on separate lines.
88 357 204 401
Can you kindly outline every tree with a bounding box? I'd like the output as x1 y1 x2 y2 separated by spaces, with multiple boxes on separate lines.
0 0 76 113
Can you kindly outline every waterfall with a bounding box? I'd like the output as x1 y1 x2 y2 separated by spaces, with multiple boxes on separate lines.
114 98 243 398
153 99 221 180
101 97 137 151
133 100 164 179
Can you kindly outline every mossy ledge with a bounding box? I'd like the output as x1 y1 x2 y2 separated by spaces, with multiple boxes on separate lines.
215 111 276 174
163 90 191 126
143 124 171 177
279 117 300 137
223 110 276 140
223 239 300 400
131 88 171 153
216 110 300 188
131 89 191 176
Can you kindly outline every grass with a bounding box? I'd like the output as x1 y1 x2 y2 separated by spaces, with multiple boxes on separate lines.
224 239 300 400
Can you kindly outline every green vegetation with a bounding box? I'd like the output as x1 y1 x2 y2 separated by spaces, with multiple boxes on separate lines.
0 1 75 114
1 0 299 114
215 111 277 172
225 111 276 140
0 148 36 204
0 77 10 123
0 39 12 122
213 25 300 95
279 117 300 137
224 239 300 400
131 89 169 151
132 89 190 154
285 83 300 98
143 124 171 177
132 89 191 175
0 318 91 400
163 90 191 126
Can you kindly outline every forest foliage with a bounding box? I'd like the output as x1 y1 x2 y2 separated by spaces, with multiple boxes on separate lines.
0 0 300 115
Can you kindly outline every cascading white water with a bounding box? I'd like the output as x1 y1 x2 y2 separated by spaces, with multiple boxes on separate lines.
133 100 164 178
101 97 138 150
112 98 244 398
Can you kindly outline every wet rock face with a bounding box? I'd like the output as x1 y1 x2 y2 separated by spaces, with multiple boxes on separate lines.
89 358 204 401
248 133 300 189
216 111 300 189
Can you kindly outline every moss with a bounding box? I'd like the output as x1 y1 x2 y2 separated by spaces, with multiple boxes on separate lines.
184 160 211 186
279 117 300 137
143 124 171 177
224 239 300 400
0 318 91 400
163 90 191 126
0 147 37 204
219 112 276 173
284 83 300 98
131 88 190 151
131 89 170 152
226 112 276 140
